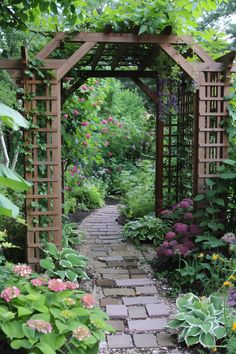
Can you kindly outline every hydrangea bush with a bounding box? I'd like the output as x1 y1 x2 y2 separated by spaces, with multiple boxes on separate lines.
157 198 200 258
0 264 114 354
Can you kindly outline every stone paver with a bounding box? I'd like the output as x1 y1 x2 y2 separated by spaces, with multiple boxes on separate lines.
107 334 134 348
133 334 157 347
115 278 152 287
78 204 189 354
122 296 161 305
146 303 170 317
128 306 147 319
128 318 168 331
106 305 128 318
103 288 135 297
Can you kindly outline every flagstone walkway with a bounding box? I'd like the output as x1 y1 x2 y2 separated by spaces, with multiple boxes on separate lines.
77 205 190 354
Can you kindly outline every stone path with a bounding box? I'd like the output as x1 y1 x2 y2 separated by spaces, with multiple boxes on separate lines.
78 205 190 354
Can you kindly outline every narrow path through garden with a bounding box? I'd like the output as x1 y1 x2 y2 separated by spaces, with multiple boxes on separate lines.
78 205 190 354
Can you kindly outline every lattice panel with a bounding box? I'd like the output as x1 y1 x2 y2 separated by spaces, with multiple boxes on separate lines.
195 72 228 193
159 78 194 204
23 78 62 269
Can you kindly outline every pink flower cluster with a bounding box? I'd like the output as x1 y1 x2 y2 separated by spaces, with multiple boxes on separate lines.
1 287 20 302
81 294 96 308
81 121 89 127
30 277 79 292
73 325 91 341
13 264 32 277
157 198 200 258
26 319 52 334
30 275 48 287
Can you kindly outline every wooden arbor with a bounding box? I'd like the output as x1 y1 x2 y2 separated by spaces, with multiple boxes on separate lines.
0 32 235 267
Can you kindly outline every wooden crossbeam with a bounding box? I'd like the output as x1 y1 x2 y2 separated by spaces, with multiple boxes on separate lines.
111 44 130 70
57 42 97 81
36 32 66 59
0 59 66 70
158 43 203 83
69 32 192 44
132 78 158 104
76 70 158 78
91 44 106 70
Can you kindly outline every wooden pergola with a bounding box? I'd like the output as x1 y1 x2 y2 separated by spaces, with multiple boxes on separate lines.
0 31 235 268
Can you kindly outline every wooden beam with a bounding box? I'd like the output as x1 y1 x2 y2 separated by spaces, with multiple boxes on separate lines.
158 43 203 83
69 32 192 44
183 37 214 63
36 32 66 59
91 44 106 70
111 44 129 70
77 70 158 78
155 79 163 214
0 59 66 70
132 78 158 104
57 42 97 81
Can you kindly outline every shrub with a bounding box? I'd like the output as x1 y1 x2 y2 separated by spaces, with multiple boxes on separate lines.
168 293 229 349
122 215 170 246
0 265 114 354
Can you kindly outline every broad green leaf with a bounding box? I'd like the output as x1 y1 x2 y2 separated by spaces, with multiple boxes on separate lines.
199 332 215 347
201 321 212 333
194 194 204 202
45 243 59 257
0 103 29 130
2 321 24 339
0 163 31 190
40 257 55 270
11 339 32 349
185 335 199 346
17 306 33 317
186 326 201 337
59 260 72 268
65 269 77 281
213 326 226 339
0 193 19 218
36 342 56 354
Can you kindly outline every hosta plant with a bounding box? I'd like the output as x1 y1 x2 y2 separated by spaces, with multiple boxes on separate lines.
40 243 89 282
168 293 230 349
0 264 114 354
122 215 170 246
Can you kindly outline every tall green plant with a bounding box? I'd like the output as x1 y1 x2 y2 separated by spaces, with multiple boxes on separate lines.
0 103 31 218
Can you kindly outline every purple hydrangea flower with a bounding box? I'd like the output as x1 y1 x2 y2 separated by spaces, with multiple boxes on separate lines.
174 223 188 234
184 212 193 220
189 224 201 235
165 231 176 240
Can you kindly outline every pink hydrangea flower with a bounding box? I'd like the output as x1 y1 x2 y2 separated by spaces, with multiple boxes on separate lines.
165 232 176 240
73 326 91 340
83 141 88 147
165 249 174 256
81 294 96 308
74 110 79 116
85 133 91 139
31 278 43 287
178 201 191 209
81 121 89 127
184 212 193 220
65 281 79 290
13 264 32 277
64 114 68 119
174 223 188 234
108 116 113 122
162 241 169 247
26 320 52 334
1 287 20 302
169 240 178 247
182 198 193 206
89 86 94 91
101 119 108 125
189 224 201 235
81 85 87 91
48 279 66 292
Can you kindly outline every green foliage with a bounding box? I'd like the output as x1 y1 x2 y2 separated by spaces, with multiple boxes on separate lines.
123 215 170 246
0 267 114 354
40 243 89 282
0 103 30 218
62 223 85 248
168 293 229 349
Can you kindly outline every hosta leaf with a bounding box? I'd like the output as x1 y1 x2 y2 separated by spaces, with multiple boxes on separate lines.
199 332 215 348
40 257 55 270
45 243 59 257
0 193 19 218
0 163 31 191
11 339 32 349
186 326 201 337
201 321 212 333
213 326 226 339
185 335 199 346
185 316 203 326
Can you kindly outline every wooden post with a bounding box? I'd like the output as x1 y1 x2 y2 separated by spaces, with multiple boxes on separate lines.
155 79 164 215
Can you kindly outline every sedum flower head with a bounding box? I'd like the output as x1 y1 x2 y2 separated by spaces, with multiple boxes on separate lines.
13 264 32 277
64 297 76 306
48 279 67 292
60 310 75 319
1 287 20 302
81 294 96 308
26 319 52 334
73 325 91 341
